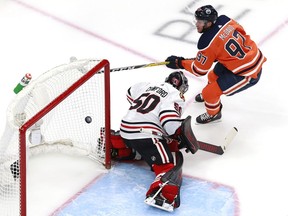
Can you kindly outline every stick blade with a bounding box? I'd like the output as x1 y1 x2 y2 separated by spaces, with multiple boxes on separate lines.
198 127 238 155
198 141 224 155
222 127 238 151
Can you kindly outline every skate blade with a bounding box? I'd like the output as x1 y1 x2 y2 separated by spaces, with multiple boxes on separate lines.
144 196 174 212
194 119 222 125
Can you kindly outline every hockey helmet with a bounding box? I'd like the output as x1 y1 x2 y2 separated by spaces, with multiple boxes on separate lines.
165 71 189 94
195 5 218 23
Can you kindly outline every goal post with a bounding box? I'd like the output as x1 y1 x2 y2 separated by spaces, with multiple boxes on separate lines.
0 58 111 216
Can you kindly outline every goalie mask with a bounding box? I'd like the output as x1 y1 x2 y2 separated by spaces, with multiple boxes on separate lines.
165 71 189 94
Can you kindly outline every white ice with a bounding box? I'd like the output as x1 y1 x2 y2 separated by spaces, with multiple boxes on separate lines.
0 0 288 215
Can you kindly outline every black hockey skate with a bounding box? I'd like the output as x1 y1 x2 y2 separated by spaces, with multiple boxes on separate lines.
195 93 204 102
196 105 222 124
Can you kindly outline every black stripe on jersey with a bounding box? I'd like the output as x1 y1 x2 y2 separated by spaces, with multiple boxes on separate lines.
121 120 162 130
120 128 141 134
127 87 132 96
235 49 263 76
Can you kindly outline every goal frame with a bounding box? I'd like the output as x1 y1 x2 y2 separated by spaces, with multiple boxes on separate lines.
18 59 111 216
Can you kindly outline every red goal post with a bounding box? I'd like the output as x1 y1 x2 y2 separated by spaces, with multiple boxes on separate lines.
0 58 111 216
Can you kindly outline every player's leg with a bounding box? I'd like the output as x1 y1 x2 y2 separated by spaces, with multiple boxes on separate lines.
110 130 141 160
196 81 223 124
145 151 184 211
195 69 219 102
196 63 233 124
122 138 182 210
109 129 184 160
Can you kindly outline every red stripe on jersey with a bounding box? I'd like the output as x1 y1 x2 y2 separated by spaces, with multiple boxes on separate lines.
126 94 133 103
159 113 179 122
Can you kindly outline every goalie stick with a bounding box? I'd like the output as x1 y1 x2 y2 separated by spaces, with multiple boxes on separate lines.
140 127 238 155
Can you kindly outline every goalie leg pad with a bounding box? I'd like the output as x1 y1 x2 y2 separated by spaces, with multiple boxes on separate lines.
146 163 174 197
161 151 183 185
146 175 180 209
110 130 139 160
146 152 183 210
161 184 180 207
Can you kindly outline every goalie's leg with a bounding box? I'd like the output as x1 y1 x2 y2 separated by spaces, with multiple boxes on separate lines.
121 137 180 211
98 128 141 161
110 129 141 160
145 151 183 211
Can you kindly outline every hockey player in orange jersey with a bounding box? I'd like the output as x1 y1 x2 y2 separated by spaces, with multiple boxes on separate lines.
165 5 267 124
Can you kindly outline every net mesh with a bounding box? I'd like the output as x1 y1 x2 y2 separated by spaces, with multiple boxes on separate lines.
0 58 109 216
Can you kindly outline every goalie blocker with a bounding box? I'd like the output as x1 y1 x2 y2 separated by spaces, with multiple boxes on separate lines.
171 115 199 154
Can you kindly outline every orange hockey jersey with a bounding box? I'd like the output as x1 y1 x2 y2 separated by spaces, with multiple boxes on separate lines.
182 15 266 79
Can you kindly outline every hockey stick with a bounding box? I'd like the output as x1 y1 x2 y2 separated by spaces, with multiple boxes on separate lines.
98 61 168 73
198 127 238 155
140 127 238 155
70 57 168 73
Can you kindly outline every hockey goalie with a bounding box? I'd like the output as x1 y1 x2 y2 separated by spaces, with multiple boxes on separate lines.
108 71 199 212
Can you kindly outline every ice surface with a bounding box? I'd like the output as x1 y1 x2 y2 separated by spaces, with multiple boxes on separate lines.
0 0 288 215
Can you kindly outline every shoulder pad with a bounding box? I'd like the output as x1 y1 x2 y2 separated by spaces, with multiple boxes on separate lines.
197 15 231 50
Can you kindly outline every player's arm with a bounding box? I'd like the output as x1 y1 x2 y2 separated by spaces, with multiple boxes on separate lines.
165 55 195 71
187 48 217 76
165 55 208 77
165 49 215 77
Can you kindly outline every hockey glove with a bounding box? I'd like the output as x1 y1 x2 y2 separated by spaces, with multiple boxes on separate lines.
165 55 185 69
169 116 199 154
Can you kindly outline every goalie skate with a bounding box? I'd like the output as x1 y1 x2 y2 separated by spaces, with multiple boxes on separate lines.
144 181 176 212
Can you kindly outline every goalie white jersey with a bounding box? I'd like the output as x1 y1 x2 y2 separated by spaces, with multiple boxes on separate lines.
120 82 185 140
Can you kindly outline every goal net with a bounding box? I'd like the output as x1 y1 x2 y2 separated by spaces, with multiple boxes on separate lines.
0 58 111 216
